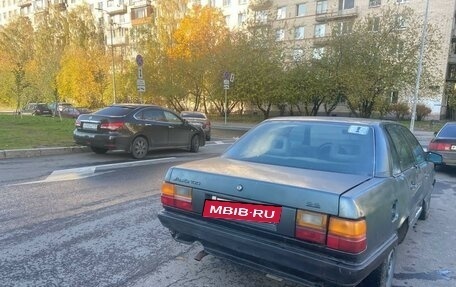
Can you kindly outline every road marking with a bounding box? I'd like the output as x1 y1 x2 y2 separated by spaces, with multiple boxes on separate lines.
8 157 176 186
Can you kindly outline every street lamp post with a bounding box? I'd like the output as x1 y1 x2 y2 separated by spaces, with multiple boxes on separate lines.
96 8 117 104
108 18 117 104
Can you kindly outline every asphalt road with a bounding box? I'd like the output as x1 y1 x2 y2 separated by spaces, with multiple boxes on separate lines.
0 133 455 287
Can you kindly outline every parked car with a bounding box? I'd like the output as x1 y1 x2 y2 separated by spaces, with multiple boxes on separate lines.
180 111 211 140
58 107 80 119
158 117 442 287
74 104 206 159
428 121 456 167
48 102 74 116
21 103 52 116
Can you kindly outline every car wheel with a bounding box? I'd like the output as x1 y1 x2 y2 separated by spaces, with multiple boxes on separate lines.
189 135 200 153
91 147 108 154
131 136 148 159
419 197 431 220
359 246 396 287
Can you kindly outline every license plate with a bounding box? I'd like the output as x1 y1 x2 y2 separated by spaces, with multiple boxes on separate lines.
451 145 456 151
203 200 282 223
83 123 98 130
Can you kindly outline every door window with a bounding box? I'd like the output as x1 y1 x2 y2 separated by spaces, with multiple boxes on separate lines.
139 109 166 121
164 111 183 124
399 126 425 164
385 125 415 171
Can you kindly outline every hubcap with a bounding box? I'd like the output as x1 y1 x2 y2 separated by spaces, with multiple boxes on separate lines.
134 139 147 157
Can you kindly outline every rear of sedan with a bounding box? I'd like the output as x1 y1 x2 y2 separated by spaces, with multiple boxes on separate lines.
158 119 392 287
180 111 211 140
428 122 456 166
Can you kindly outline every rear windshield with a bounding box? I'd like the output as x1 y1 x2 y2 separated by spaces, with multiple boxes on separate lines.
223 121 375 176
181 112 206 119
438 124 456 138
94 106 134 117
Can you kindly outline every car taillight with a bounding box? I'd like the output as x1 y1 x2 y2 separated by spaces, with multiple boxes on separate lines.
161 182 193 211
100 122 124 131
295 209 367 254
429 142 451 151
75 119 81 127
295 210 327 244
327 217 367 253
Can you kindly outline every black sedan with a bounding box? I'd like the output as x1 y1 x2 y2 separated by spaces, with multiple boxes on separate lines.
74 104 205 159
428 121 456 167
158 117 442 287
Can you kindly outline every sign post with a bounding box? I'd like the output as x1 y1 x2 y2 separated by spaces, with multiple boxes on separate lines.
136 54 145 103
223 72 233 125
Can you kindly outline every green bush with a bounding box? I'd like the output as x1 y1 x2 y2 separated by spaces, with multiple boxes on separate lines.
416 104 432 121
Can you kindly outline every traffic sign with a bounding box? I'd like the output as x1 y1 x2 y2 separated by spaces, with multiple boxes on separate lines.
138 67 143 79
137 85 146 92
136 54 144 66
223 79 230 90
137 79 145 86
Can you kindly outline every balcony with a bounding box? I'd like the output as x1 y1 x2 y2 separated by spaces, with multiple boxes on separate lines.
106 4 127 15
130 0 151 7
131 5 153 26
106 34 129 47
17 0 32 8
316 7 359 22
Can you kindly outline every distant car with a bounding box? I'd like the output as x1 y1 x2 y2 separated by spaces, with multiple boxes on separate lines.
158 117 442 287
48 102 74 116
74 104 206 159
428 122 456 167
21 103 52 116
59 107 81 119
180 111 211 141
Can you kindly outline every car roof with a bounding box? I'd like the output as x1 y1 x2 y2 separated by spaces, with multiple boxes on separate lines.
112 104 160 109
264 116 394 127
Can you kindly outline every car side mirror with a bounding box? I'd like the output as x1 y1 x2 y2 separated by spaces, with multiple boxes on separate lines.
426 151 443 164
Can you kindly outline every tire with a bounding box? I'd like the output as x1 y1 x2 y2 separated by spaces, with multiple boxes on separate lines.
131 136 148 159
359 247 396 287
189 135 200 153
91 147 108 154
419 197 431 220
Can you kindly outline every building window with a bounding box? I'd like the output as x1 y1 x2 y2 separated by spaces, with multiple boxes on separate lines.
225 15 230 25
293 49 304 61
390 91 399 104
368 17 380 31
312 47 325 59
314 24 325 37
239 0 247 4
316 0 327 14
294 26 305 39
97 1 103 9
238 12 246 25
448 64 456 81
132 7 147 19
255 10 268 24
277 6 286 19
276 29 285 41
296 3 306 16
337 21 353 34
396 0 407 3
339 0 354 10
223 0 231 7
369 0 381 7
395 15 407 29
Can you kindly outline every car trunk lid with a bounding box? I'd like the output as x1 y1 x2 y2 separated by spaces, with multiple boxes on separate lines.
166 157 371 216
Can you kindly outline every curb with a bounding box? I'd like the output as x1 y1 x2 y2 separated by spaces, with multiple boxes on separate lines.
0 146 90 160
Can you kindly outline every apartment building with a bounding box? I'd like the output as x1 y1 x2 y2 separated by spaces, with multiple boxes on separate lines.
1 0 455 118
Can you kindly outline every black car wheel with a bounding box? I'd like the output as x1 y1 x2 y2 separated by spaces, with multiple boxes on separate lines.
91 147 108 154
359 246 396 287
131 136 148 159
419 197 431 220
189 135 200 153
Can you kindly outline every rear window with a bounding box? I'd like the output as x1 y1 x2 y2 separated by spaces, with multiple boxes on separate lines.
94 106 135 117
181 112 206 119
438 124 456 138
223 121 375 176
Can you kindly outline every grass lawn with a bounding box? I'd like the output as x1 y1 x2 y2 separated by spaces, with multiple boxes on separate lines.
0 114 76 150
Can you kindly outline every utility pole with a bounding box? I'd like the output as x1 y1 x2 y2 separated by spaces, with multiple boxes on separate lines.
410 0 430 132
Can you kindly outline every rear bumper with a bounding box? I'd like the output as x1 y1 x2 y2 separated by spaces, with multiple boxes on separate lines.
73 130 131 151
431 151 456 166
158 209 396 287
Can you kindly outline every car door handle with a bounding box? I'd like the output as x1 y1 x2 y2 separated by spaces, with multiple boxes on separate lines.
168 126 174 129
145 123 152 126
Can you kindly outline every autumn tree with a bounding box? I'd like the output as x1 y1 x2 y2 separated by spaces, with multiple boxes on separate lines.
56 5 109 108
0 16 35 112
323 5 441 118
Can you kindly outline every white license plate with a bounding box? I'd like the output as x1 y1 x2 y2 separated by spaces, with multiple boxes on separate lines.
83 123 98 130
451 145 456 151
